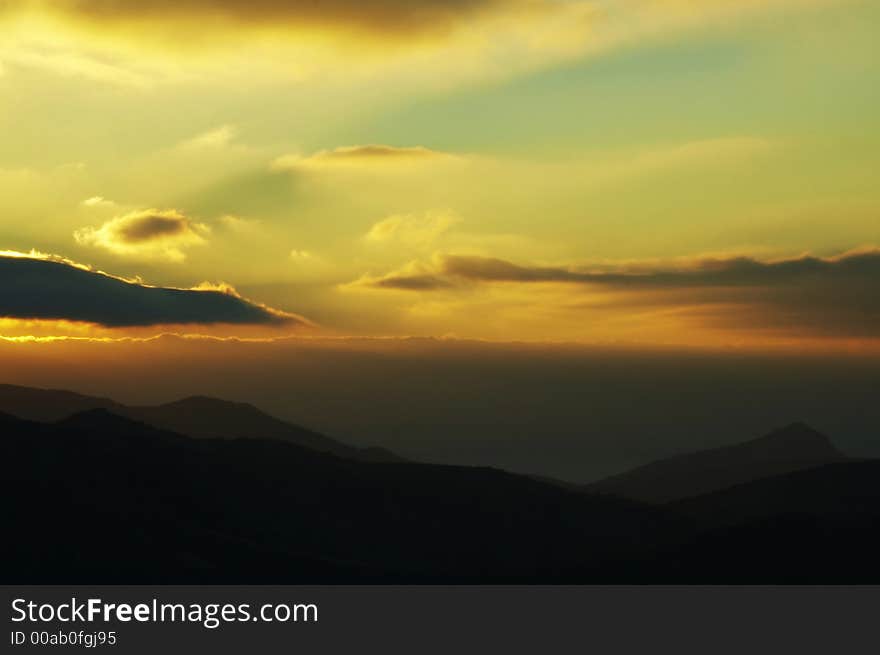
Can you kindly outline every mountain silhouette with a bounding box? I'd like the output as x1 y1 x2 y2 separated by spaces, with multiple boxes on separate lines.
3 384 880 583
0 406 673 583
120 396 403 462
670 459 880 527
586 422 847 503
0 383 399 463
635 460 880 583
0 384 122 420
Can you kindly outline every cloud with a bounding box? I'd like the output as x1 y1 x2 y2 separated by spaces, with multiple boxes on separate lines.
348 248 880 338
620 137 775 178
374 275 453 291
1 0 841 98
216 215 260 233
435 250 880 290
351 254 609 289
366 212 460 247
74 209 209 261
16 0 841 42
360 250 880 287
26 0 519 38
0 41 155 87
272 145 456 171
0 1 596 90
177 124 238 151
372 273 454 291
81 196 117 209
0 252 304 327
443 255 597 283
345 257 455 292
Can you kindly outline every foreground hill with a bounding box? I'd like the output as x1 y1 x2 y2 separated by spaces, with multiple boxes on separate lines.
0 409 672 583
0 383 398 463
670 459 880 527
586 422 848 503
635 461 880 582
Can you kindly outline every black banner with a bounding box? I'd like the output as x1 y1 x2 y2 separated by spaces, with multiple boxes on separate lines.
3 586 878 654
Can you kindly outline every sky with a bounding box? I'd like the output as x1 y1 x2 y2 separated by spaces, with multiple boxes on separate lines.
0 1 879 479
0 0 877 347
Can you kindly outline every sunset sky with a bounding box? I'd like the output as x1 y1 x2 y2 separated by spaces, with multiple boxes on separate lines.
0 0 878 348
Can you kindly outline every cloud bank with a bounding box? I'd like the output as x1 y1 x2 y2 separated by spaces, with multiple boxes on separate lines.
0 253 301 327
350 248 880 338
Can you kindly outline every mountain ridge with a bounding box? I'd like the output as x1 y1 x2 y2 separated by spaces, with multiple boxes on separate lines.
0 406 674 582
3 384 880 582
586 421 848 503
0 383 399 463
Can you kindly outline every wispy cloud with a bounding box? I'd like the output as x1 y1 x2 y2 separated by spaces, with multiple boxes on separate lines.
177 125 238 151
216 214 261 233
81 196 117 209
272 145 458 171
0 41 155 87
366 211 460 247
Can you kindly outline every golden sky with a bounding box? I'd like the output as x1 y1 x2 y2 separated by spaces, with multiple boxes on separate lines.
0 0 878 349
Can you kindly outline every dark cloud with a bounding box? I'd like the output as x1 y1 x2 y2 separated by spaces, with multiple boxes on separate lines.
74 209 206 260
35 0 517 36
443 255 596 283
372 250 880 289
440 252 880 287
115 214 191 243
359 249 880 338
0 254 301 327
371 273 454 291
442 250 880 287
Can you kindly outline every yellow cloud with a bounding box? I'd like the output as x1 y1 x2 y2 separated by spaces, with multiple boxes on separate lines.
628 137 775 173
25 0 520 38
0 0 847 96
74 209 209 261
177 124 238 151
344 257 454 292
272 145 458 172
366 212 460 247
216 214 261 233
81 195 116 209
0 41 155 87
